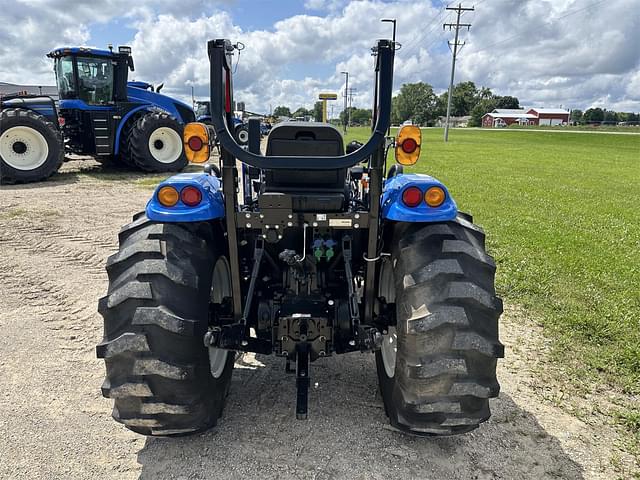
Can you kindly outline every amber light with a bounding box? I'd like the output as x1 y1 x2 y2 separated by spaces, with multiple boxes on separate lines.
425 186 445 207
157 186 179 207
402 186 423 207
395 124 422 165
183 122 210 163
181 186 202 206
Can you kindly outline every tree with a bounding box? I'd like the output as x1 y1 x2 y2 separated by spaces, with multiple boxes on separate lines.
603 110 618 123
468 98 497 127
313 101 324 122
495 96 519 109
583 107 604 123
451 81 478 116
392 82 439 126
570 109 583 124
292 107 311 119
351 108 372 125
273 105 291 117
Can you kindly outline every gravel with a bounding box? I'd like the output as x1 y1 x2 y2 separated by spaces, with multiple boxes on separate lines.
0 158 634 479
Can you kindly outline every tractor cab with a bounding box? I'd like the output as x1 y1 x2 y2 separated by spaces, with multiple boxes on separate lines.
48 46 133 107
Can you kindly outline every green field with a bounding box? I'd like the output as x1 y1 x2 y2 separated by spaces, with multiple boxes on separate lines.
347 127 640 402
508 124 640 133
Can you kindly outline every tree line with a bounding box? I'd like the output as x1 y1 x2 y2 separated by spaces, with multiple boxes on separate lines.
272 102 373 125
271 80 638 127
570 108 639 124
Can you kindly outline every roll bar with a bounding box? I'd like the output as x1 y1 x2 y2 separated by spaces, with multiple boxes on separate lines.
207 39 395 170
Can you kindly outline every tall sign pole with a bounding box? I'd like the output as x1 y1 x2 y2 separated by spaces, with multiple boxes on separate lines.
319 93 338 123
341 71 349 133
443 3 473 142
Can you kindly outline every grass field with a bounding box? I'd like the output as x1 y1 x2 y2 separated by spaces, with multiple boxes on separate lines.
508 124 640 133
347 126 640 428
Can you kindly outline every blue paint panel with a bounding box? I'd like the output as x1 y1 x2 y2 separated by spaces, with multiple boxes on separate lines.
146 173 225 223
126 83 192 122
381 173 457 222
113 105 152 155
59 99 115 111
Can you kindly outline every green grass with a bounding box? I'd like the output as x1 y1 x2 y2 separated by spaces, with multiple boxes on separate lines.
507 124 640 133
346 126 640 398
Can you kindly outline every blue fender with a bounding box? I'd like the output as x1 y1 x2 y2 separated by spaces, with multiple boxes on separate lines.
113 105 154 154
146 173 225 222
113 84 195 154
381 173 457 222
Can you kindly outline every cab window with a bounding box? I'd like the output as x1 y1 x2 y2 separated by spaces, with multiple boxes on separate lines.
54 57 76 99
76 56 114 105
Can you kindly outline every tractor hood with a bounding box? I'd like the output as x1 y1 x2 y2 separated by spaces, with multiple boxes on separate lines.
126 84 195 123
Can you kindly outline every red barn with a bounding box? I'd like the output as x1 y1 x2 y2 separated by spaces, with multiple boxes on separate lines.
481 111 536 127
527 108 570 126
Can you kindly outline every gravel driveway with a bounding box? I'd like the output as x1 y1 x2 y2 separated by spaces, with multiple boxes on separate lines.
0 159 634 479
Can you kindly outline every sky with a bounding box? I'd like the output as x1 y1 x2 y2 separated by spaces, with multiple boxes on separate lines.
1 0 639 114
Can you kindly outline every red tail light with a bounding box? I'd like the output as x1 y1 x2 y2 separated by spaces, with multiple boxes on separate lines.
225 69 231 113
401 137 417 154
58 116 66 127
181 186 202 206
187 135 203 151
402 186 423 207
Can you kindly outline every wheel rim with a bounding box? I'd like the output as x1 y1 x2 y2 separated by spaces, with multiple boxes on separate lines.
381 326 397 378
378 258 397 378
237 129 249 144
0 126 49 171
147 127 182 164
209 256 231 379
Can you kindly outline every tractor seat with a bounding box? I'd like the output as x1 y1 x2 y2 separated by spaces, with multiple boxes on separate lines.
264 123 346 212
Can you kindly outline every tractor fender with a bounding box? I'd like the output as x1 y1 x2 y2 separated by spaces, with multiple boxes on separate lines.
113 105 158 155
146 173 225 222
380 173 457 222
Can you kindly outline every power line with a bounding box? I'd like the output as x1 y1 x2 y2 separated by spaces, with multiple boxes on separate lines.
443 3 474 142
401 7 450 57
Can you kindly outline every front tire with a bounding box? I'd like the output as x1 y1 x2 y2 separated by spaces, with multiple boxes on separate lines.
235 124 249 146
129 112 187 172
97 214 234 436
0 108 63 184
376 214 504 435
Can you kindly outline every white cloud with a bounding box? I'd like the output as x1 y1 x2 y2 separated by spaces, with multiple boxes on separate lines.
457 0 640 109
1 0 638 113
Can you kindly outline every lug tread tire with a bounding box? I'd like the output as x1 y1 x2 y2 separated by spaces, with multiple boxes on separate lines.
0 108 63 184
97 213 233 436
377 213 503 436
129 112 187 172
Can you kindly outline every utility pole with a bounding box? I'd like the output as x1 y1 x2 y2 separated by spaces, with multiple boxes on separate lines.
341 71 349 133
443 3 473 142
347 87 357 127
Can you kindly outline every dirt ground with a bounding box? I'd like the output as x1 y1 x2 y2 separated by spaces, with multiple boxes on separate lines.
0 158 636 480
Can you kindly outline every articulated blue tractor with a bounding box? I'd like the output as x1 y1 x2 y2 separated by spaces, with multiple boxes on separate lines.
0 46 194 184
97 37 504 437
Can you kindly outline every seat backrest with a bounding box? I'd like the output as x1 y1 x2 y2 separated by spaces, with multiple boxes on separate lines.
264 122 345 192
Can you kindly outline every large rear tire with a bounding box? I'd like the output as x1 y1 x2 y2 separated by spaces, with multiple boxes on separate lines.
97 214 234 436
0 108 63 184
129 112 187 172
376 213 504 435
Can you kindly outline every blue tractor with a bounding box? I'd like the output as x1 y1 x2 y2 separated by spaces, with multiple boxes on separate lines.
97 38 503 436
195 99 249 145
0 46 194 184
